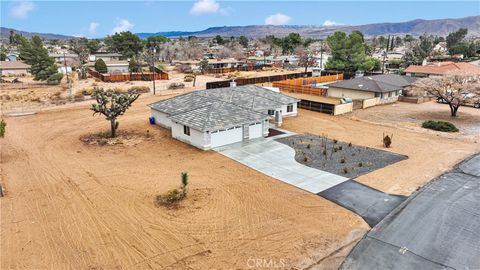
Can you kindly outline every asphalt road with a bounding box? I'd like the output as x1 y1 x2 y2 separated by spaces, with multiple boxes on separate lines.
341 154 480 270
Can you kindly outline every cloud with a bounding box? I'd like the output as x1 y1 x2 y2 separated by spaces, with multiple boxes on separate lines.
111 19 133 34
265 13 291 25
89 22 99 35
190 0 220 15
323 20 343 26
10 1 35 19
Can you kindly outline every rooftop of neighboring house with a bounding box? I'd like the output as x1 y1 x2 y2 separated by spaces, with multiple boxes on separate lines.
326 74 417 93
87 60 129 67
48 53 79 58
0 61 30 70
92 52 123 57
405 61 480 75
149 85 299 131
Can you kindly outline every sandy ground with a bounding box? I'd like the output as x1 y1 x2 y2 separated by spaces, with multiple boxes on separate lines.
0 95 368 269
282 109 480 195
349 101 480 141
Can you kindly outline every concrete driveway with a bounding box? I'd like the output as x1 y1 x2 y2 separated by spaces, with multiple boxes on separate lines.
215 136 349 193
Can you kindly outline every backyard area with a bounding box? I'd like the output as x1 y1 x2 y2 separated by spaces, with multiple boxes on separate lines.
348 101 480 141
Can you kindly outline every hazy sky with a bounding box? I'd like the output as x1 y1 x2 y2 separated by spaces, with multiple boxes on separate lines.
1 1 479 37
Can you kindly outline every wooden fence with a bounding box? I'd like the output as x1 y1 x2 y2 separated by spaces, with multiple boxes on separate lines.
206 72 312 89
272 74 343 96
206 66 259 74
88 69 169 82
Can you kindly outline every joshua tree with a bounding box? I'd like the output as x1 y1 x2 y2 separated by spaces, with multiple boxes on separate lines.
181 172 189 196
0 119 6 138
90 88 139 137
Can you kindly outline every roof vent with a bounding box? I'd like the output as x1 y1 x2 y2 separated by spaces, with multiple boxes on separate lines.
367 77 373 80
358 84 363 88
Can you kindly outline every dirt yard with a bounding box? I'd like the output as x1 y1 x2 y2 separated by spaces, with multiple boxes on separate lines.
348 101 480 141
282 109 480 195
0 96 368 269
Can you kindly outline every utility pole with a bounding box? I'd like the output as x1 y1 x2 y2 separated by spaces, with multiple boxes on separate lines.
63 52 72 99
152 47 156 95
319 41 324 76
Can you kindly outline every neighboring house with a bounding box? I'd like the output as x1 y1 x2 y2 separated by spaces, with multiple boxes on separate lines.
405 61 480 77
49 53 78 74
0 61 30 76
148 85 299 150
89 53 123 62
174 58 246 72
326 74 416 104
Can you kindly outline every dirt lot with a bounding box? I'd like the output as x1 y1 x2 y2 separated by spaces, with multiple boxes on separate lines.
349 101 480 141
282 109 480 195
0 96 368 269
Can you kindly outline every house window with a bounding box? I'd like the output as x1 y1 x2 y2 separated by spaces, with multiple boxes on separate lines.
268 110 275 116
287 104 294 113
183 125 190 136
375 92 380 98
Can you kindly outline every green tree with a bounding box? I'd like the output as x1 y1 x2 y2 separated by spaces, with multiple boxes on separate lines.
214 35 224 45
446 28 468 49
94 58 108 73
104 31 144 59
91 88 140 138
0 45 7 61
18 36 59 81
145 35 169 49
87 40 101 54
199 59 209 74
128 57 141 73
325 31 376 72
238 36 249 48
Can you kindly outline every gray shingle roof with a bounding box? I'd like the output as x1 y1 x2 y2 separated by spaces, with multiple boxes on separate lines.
327 74 416 93
149 85 298 131
169 101 268 132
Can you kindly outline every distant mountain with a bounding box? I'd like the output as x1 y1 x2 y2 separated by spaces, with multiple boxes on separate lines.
0 27 75 40
137 16 480 38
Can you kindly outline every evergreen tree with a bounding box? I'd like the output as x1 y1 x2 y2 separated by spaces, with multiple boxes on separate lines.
94 58 108 73
18 36 59 81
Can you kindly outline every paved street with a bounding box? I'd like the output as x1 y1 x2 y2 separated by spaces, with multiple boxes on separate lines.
341 154 480 270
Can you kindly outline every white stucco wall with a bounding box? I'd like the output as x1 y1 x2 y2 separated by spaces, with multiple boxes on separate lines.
171 122 209 150
281 102 298 117
248 122 263 139
150 109 171 128
327 87 375 100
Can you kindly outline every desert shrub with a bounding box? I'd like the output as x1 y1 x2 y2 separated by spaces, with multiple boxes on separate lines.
81 88 94 96
128 86 150 93
156 172 190 206
307 144 311 149
358 162 363 167
333 139 338 144
168 82 185 90
343 167 348 174
348 142 352 147
338 146 343 151
184 75 195 82
46 73 64 85
304 156 308 162
322 149 327 155
177 64 193 73
340 157 346 163
422 120 459 132
74 91 84 101
333 147 338 152
112 87 127 93
0 119 6 138
30 97 41 103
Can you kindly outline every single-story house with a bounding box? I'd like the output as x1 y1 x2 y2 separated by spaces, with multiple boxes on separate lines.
87 60 130 74
148 85 299 150
174 58 246 72
326 74 416 104
89 53 123 62
405 61 480 77
0 61 30 76
6 52 19 62
49 53 79 65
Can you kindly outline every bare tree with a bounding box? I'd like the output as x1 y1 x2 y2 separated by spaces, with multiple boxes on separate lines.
296 47 316 73
410 71 480 117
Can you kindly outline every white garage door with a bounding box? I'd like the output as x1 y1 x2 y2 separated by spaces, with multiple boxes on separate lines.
249 122 263 139
210 127 243 148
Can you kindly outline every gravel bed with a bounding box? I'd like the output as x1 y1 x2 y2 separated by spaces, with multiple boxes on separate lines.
276 133 408 179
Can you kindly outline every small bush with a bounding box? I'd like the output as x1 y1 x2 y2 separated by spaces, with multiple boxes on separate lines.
338 146 343 151
168 82 185 90
128 86 150 94
422 120 459 132
358 162 363 167
333 147 338 152
304 156 308 162
47 73 64 85
156 188 186 205
322 149 327 155
74 91 84 101
343 167 348 174
94 59 108 73
348 142 352 147
340 157 346 164
307 144 311 149
333 139 338 144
